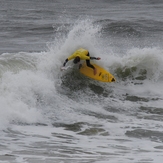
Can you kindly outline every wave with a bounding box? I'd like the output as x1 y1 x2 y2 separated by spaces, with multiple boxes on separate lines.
0 18 163 130
112 47 163 82
0 52 38 78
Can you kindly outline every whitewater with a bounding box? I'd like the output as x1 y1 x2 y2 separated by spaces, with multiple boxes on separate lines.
0 0 163 163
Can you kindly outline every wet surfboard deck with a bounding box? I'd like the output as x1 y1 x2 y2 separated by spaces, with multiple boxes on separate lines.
79 63 116 82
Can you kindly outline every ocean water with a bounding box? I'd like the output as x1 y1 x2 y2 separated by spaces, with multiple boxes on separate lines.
0 0 163 163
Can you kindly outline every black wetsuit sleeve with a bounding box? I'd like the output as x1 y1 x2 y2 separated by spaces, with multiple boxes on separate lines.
63 58 68 66
90 57 97 60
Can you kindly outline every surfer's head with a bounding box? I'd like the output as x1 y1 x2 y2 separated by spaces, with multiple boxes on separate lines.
73 56 80 64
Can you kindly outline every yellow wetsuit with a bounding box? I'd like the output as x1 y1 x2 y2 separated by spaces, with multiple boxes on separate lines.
67 48 90 61
63 48 97 70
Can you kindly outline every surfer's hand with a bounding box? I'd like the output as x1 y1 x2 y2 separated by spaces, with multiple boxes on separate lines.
96 57 101 60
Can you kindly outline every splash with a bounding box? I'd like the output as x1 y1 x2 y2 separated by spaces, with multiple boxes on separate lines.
114 47 163 82
48 18 102 60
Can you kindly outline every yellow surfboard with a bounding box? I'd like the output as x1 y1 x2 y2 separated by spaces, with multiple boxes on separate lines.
79 63 116 82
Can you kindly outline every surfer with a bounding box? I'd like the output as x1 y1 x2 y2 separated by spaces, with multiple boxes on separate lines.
61 48 101 75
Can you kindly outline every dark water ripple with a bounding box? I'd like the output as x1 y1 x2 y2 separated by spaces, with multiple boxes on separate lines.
126 129 163 143
140 106 163 115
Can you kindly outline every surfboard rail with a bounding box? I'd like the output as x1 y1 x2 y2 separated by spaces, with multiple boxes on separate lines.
79 63 116 82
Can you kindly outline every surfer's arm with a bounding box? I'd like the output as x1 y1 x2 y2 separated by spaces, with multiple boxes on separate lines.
63 58 68 66
90 57 101 60
61 58 68 71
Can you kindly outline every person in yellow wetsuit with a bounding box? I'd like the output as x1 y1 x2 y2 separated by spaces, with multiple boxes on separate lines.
61 48 101 75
